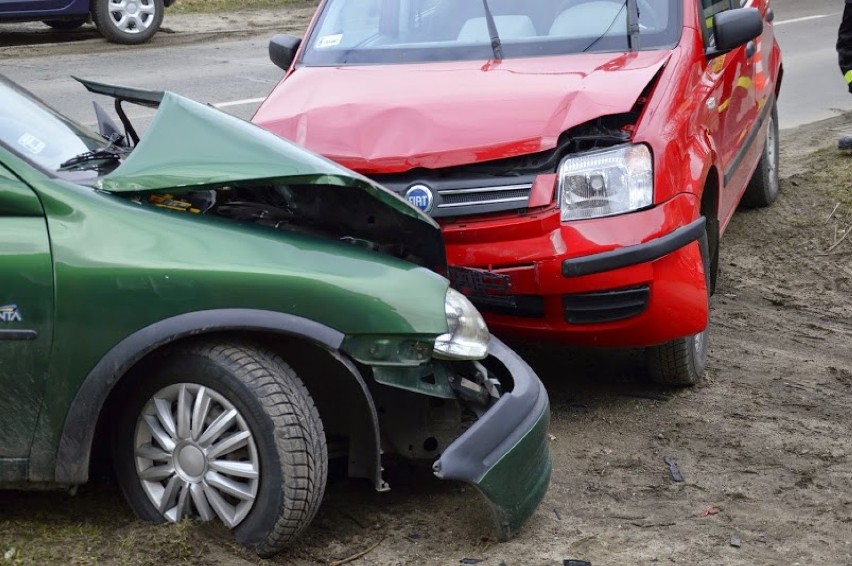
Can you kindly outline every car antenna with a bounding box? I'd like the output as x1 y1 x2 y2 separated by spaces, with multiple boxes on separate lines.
626 0 641 51
481 0 503 60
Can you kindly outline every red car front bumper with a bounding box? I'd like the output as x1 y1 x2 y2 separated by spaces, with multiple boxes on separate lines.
442 192 708 348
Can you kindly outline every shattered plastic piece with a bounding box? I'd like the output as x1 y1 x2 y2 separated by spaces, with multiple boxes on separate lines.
664 457 684 482
701 507 720 517
730 537 742 548
460 559 484 565
564 560 592 566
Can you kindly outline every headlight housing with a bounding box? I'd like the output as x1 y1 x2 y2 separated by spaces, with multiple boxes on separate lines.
558 143 653 221
433 288 490 360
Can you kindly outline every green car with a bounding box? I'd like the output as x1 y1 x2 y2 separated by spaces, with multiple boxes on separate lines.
0 75 551 556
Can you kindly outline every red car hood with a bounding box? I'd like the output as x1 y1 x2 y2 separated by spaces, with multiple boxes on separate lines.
253 51 671 174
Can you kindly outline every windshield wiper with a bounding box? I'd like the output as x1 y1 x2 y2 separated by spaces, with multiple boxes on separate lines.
581 1 628 53
626 0 640 51
481 0 503 61
58 143 130 171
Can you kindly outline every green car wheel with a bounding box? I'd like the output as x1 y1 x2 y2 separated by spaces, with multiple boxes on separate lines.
113 341 328 557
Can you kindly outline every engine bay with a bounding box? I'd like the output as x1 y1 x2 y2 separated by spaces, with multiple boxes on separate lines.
132 182 446 270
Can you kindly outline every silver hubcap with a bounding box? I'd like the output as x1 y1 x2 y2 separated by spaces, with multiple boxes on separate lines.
766 115 779 195
693 329 706 353
134 383 260 528
107 0 156 34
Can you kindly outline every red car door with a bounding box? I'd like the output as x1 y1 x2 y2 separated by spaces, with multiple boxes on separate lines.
748 0 777 108
698 0 759 228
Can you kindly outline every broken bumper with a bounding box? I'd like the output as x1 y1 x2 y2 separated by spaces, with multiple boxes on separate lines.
433 336 551 539
443 193 709 347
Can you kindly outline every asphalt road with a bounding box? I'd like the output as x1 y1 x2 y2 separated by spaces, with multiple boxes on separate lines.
0 0 849 131
772 0 849 128
1 34 283 128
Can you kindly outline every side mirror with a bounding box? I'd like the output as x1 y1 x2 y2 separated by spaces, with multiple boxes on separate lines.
269 34 302 71
706 7 763 59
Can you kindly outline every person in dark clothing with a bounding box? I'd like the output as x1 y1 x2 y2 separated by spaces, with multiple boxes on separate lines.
838 0 852 148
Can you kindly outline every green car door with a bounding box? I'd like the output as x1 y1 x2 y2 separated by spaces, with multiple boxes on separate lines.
0 161 53 478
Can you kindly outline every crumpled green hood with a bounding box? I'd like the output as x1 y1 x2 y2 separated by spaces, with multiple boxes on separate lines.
97 91 437 229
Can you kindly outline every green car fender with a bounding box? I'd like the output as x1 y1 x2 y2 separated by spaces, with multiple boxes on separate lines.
16 176 451 484
52 308 387 486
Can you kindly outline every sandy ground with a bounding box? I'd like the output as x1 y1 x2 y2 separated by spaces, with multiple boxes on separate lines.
2 7 852 566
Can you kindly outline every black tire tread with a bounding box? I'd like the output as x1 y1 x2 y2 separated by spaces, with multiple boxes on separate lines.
741 104 779 209
113 340 327 558
645 336 703 386
185 342 328 557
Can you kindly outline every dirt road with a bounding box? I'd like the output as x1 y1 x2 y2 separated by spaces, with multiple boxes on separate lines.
2 9 852 566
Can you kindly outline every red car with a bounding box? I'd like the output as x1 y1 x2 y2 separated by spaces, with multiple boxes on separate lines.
253 0 782 385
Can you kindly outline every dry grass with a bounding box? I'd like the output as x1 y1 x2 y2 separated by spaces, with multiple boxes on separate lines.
170 0 317 14
0 487 218 565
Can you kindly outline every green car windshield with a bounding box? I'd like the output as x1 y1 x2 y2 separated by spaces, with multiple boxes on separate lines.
0 75 109 174
301 0 681 66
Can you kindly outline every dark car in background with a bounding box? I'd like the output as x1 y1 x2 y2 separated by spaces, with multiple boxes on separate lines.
0 0 171 43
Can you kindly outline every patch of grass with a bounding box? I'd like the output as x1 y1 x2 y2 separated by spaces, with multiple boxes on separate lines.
0 487 217 565
161 520 199 564
0 519 105 564
1 516 213 565
170 0 318 14
794 146 852 209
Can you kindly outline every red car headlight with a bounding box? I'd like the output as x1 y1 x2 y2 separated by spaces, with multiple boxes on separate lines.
558 143 654 221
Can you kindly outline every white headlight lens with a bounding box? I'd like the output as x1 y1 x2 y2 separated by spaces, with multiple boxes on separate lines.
558 143 653 221
433 288 490 360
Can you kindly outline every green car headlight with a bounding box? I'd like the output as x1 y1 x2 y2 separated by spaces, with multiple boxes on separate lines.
433 288 490 360
558 143 653 221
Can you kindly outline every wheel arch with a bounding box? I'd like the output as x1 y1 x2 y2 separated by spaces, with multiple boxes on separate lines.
56 309 382 490
700 164 721 294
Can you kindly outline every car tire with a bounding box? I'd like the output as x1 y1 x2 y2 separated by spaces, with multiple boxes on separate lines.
112 341 328 557
741 104 779 208
43 17 88 30
645 228 711 386
91 0 164 45
645 328 708 386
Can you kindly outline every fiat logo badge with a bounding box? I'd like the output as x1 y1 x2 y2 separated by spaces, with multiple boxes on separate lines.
405 184 434 213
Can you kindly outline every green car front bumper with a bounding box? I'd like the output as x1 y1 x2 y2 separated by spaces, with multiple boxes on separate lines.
432 336 551 539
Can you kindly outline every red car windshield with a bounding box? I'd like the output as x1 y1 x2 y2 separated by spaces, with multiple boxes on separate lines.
301 0 681 66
